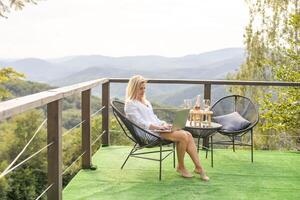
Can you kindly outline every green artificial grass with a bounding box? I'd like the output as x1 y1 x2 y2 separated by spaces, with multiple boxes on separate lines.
63 146 300 200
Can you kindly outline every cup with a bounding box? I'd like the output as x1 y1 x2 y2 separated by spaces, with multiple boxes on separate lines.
203 99 210 111
183 99 193 109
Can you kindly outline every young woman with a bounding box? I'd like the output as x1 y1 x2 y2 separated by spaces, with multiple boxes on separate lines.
124 75 209 181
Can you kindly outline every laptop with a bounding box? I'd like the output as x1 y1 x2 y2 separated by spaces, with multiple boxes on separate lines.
153 109 190 133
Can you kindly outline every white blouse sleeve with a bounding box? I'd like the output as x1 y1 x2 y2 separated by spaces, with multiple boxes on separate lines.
148 102 166 125
125 101 152 130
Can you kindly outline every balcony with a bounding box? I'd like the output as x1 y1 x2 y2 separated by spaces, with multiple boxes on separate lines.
63 146 300 200
0 78 299 200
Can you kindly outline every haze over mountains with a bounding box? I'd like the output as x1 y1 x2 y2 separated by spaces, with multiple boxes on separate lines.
0 48 245 105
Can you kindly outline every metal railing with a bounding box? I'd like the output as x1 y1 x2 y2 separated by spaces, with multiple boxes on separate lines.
0 78 299 200
0 78 110 200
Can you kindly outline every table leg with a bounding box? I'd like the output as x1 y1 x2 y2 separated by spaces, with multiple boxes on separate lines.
203 136 209 150
197 136 200 153
211 135 213 168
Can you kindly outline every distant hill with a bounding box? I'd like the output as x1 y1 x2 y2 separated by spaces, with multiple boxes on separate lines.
0 48 244 83
0 48 245 106
152 85 230 106
1 58 70 82
1 80 54 100
51 48 244 86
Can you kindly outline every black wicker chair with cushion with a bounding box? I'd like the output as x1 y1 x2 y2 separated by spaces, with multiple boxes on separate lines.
111 100 175 180
211 95 259 162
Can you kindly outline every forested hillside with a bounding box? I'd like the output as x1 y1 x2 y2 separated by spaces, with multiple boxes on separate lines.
0 80 126 199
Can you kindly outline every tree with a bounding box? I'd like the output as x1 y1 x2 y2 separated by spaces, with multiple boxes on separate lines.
0 161 9 200
0 67 24 100
228 0 291 94
259 13 300 148
229 0 300 149
0 110 47 200
0 0 38 18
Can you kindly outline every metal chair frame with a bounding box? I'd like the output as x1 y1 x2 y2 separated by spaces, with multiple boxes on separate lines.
111 100 175 180
211 95 259 162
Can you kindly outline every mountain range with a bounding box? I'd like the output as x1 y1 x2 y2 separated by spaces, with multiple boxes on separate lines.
0 48 245 105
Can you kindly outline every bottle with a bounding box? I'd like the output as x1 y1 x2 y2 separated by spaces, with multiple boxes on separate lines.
194 95 201 110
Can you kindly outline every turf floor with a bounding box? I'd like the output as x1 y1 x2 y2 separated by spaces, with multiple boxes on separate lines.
63 146 300 200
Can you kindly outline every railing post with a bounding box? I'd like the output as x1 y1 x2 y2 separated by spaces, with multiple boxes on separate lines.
102 81 110 146
82 89 91 169
47 100 62 200
203 84 211 149
204 84 211 100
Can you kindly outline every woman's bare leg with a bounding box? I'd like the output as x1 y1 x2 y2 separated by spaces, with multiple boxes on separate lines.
183 131 209 181
160 130 192 177
183 131 204 172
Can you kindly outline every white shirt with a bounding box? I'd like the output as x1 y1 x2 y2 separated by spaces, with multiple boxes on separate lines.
125 99 165 130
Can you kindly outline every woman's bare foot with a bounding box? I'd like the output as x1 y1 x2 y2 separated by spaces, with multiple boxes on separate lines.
176 167 193 178
194 168 209 181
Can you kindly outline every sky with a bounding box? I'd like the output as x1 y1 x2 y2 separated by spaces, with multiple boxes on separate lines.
0 0 249 59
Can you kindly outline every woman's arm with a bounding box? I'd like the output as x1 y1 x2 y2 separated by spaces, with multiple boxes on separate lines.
148 101 168 126
125 101 170 130
149 124 169 130
125 101 153 129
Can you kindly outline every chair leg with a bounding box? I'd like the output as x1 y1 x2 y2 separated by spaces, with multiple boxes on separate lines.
121 144 137 169
232 136 235 152
159 143 162 181
197 137 200 153
211 135 214 168
173 142 176 168
251 129 254 163
204 136 208 159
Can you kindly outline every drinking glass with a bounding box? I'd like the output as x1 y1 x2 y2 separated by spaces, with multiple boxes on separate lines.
203 99 211 111
183 99 193 109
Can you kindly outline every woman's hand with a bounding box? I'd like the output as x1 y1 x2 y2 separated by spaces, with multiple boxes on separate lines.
150 124 170 130
162 124 172 130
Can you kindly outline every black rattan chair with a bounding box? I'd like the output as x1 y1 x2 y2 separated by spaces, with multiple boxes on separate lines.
211 95 259 162
111 100 175 180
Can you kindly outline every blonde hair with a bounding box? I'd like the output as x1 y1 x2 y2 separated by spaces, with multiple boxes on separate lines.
126 75 147 102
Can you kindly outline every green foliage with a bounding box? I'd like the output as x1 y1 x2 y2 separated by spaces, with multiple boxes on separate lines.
7 168 38 200
259 13 300 139
0 67 25 100
0 110 47 200
109 118 132 146
0 162 9 200
228 0 300 150
63 109 81 129
2 79 53 100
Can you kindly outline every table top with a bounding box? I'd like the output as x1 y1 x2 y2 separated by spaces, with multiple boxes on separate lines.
185 121 222 130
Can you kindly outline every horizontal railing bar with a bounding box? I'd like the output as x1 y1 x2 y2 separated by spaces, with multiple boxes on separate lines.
50 78 108 98
92 130 106 146
63 120 86 136
62 106 106 137
91 106 105 118
1 78 298 121
62 151 86 175
35 184 53 200
256 134 300 137
110 129 125 133
109 78 300 87
0 142 53 178
0 119 47 178
0 78 109 120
